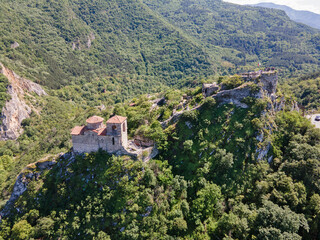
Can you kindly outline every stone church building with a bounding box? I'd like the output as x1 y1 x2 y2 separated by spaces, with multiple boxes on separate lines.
71 115 128 154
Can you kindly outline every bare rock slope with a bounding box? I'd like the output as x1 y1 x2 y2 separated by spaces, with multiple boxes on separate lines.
0 63 47 140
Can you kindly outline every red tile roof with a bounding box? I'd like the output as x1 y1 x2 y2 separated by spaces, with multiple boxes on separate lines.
86 116 104 124
71 125 107 136
92 127 107 136
71 126 86 135
106 115 127 124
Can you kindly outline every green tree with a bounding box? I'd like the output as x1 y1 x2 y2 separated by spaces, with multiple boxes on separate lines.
11 220 33 240
192 182 223 222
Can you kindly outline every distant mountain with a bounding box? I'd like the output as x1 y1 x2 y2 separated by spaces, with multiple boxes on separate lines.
253 2 320 30
145 0 320 74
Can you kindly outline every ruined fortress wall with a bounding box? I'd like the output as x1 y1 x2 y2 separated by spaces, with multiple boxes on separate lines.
259 73 277 95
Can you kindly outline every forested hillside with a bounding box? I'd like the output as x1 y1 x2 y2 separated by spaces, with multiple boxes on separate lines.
1 85 320 239
0 0 213 94
1 0 320 100
284 71 320 110
144 0 320 76
1 0 320 239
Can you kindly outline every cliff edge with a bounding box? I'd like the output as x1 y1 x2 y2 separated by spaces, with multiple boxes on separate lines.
0 63 47 140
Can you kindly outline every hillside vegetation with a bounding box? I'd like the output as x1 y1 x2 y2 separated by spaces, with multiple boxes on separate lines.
1 86 320 239
1 0 320 103
1 0 320 239
144 0 320 75
0 0 213 96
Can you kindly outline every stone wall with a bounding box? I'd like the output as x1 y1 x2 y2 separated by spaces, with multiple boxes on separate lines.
72 134 108 153
106 135 122 153
202 83 219 97
72 134 125 154
87 122 103 130
106 123 121 136
121 121 128 148
259 72 277 95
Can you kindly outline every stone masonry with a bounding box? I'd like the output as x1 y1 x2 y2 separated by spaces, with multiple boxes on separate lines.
71 115 128 154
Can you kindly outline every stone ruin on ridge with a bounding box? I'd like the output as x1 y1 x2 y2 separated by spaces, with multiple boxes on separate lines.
202 68 278 108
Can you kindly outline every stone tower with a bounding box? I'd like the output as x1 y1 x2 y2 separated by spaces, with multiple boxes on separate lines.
106 115 128 153
71 115 128 154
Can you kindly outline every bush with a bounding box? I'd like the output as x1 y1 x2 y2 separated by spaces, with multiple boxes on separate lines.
11 220 33 240
222 75 244 90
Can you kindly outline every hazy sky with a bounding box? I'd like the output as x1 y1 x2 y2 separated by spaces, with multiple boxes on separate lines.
223 0 320 14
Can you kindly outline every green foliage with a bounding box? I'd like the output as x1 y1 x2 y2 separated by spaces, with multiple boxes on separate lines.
1 153 189 239
286 73 320 110
255 201 309 238
0 74 10 110
10 220 33 240
221 75 244 90
192 182 223 222
1 84 320 239
0 0 212 96
144 0 320 76
1 0 320 238
155 88 320 239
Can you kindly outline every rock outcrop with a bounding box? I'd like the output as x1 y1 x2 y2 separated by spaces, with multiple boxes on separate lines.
212 83 262 108
0 154 63 219
0 63 47 140
201 70 278 109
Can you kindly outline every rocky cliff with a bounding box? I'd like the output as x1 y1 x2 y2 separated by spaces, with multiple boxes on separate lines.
0 63 47 140
0 153 62 218
212 82 263 108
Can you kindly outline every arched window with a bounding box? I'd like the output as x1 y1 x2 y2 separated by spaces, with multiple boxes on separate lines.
123 123 126 132
112 137 115 145
112 125 117 130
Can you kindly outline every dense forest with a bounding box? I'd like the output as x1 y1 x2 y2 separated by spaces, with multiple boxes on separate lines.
1 0 320 239
1 0 320 103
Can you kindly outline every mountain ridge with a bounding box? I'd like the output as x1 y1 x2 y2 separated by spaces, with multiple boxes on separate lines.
252 2 320 30
1 0 320 99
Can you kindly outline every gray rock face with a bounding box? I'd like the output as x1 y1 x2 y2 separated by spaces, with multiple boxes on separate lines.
0 85 31 140
211 71 277 108
212 83 262 108
0 63 47 140
0 155 59 219
0 173 29 218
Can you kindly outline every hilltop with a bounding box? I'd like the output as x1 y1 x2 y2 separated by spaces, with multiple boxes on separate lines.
1 0 320 239
1 72 320 239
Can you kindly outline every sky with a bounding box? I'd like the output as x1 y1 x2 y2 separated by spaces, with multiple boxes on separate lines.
223 0 320 14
